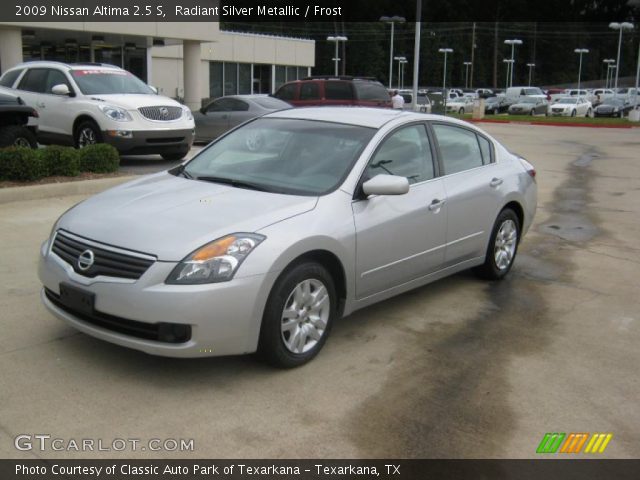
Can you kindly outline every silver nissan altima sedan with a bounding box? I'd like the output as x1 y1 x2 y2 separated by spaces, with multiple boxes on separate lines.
38 107 537 367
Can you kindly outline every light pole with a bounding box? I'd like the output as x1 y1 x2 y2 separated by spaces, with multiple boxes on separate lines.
394 56 407 90
326 36 348 76
503 59 514 90
634 39 640 113
380 15 406 89
574 49 589 91
609 22 634 97
526 63 536 87
463 61 472 88
603 59 615 88
504 39 523 87
399 58 408 89
439 48 453 114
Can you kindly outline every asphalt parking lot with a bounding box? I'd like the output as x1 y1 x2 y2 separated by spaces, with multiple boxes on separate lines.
0 124 638 459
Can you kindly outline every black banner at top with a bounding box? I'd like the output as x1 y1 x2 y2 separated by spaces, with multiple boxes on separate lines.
2 0 639 22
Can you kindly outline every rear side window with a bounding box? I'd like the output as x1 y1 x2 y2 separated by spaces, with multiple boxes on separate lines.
274 83 297 101
433 124 484 175
299 82 320 101
18 69 49 93
0 69 23 88
325 81 352 100
354 82 389 101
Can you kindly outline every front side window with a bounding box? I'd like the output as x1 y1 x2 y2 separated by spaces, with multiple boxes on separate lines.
354 82 387 101
365 124 434 184
274 83 297 101
433 124 484 175
183 118 375 196
45 70 71 93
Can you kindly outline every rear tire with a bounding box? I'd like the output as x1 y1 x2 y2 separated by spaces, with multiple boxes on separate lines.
0 125 37 148
258 262 336 368
474 208 521 280
571 110 577 117
459 108 465 114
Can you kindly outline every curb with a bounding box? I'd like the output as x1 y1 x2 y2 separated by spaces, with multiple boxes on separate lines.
468 118 639 129
0 176 135 205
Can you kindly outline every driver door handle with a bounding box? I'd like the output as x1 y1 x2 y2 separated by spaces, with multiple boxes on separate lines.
428 199 445 211
490 177 503 188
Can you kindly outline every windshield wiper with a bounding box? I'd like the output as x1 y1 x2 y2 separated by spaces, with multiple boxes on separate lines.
195 176 273 192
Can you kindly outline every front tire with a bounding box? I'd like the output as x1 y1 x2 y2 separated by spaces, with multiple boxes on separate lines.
571 110 577 117
474 208 520 280
0 125 37 148
74 120 102 148
459 108 465 114
258 262 337 368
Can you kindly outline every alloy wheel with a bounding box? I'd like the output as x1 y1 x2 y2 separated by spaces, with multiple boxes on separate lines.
280 278 330 354
494 219 518 270
78 127 97 148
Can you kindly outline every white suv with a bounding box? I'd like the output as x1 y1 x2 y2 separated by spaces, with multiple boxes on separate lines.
0 61 194 160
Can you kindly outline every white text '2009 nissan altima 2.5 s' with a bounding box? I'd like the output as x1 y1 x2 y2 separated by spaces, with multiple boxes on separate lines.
39 107 537 368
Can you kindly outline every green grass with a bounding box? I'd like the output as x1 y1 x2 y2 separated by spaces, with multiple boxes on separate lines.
447 113 635 126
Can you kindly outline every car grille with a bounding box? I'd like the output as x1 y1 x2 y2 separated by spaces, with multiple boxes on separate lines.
51 230 155 280
138 106 183 121
552 108 564 113
44 288 191 344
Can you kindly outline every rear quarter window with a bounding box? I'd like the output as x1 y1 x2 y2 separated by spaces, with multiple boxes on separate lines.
354 82 389 102
0 69 23 88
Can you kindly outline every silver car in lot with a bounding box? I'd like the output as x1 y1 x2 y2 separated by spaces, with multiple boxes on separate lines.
39 108 537 367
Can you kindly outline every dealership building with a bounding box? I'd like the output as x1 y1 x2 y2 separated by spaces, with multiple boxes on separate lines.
0 21 315 109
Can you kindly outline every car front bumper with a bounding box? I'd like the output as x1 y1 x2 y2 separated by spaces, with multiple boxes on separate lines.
38 239 276 358
101 128 195 155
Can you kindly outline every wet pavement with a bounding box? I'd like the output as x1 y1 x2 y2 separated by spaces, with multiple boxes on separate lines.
0 124 638 459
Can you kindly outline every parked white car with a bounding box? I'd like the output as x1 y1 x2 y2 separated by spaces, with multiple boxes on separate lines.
548 97 593 117
566 89 597 105
0 61 195 160
445 96 475 114
592 88 616 105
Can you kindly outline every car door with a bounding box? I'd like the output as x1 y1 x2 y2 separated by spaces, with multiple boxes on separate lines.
431 122 507 267
352 123 447 299
195 98 233 140
224 98 253 129
16 68 75 140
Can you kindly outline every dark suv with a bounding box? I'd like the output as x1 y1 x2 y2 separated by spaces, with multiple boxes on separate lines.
0 90 38 148
273 76 392 108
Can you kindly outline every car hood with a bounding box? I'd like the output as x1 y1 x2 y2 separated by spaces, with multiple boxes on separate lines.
552 103 578 108
87 94 183 110
510 103 534 109
57 173 318 261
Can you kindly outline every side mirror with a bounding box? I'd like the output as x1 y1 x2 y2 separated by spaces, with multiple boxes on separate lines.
362 174 410 197
51 84 70 96
199 106 207 114
149 85 159 94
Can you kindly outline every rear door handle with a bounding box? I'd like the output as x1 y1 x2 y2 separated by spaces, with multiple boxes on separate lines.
490 177 503 188
428 199 445 211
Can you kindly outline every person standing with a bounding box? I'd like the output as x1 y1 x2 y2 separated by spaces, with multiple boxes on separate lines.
391 90 405 110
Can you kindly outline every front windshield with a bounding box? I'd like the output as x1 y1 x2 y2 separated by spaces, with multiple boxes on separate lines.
71 70 154 95
558 98 578 104
602 99 624 106
183 118 376 196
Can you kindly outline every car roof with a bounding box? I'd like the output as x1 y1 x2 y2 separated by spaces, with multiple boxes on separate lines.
11 61 122 72
264 106 472 129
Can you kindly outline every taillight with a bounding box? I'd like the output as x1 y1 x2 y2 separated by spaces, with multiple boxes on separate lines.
518 157 536 181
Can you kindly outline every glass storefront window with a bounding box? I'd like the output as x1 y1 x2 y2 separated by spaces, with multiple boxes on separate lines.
224 62 238 96
210 61 223 99
286 66 297 82
238 63 251 94
275 66 286 90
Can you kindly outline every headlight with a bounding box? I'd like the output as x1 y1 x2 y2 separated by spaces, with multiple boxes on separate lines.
98 105 132 122
166 233 265 284
613 107 619 112
182 106 193 121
